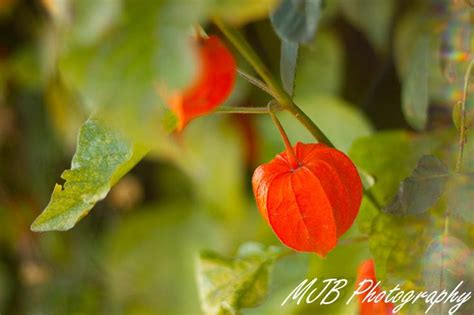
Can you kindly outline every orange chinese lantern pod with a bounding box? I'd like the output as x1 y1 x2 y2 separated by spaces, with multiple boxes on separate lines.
164 35 236 131
356 259 395 315
252 142 362 256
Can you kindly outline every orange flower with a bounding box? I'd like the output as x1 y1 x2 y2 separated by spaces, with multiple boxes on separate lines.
356 259 395 315
252 142 362 256
164 35 236 131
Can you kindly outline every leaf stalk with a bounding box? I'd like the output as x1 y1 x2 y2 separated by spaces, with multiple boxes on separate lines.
269 102 299 169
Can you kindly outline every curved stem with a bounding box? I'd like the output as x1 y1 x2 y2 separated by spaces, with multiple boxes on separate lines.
214 18 334 147
269 104 299 169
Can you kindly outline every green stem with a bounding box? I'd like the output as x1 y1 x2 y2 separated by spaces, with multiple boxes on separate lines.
455 58 474 173
214 106 269 114
214 18 286 104
237 68 278 99
445 58 474 237
284 103 335 147
214 18 334 147
364 189 382 210
269 108 299 169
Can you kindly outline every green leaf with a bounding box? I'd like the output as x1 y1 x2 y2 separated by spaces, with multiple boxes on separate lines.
31 118 148 231
270 0 322 97
356 197 379 235
339 0 395 52
423 235 474 314
423 235 473 290
446 173 474 223
452 101 463 130
197 243 281 315
394 6 462 112
294 31 344 96
244 253 310 315
393 7 423 80
280 40 298 96
349 131 434 208
369 213 432 289
369 209 473 312
402 35 430 130
103 203 221 314
452 101 474 131
270 0 321 44
384 155 449 216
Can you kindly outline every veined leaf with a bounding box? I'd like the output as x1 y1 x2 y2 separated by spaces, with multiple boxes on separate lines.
31 118 148 231
349 131 436 208
369 213 432 289
280 39 298 96
197 243 281 315
270 0 322 97
423 235 473 290
384 155 449 216
394 6 466 117
423 235 474 314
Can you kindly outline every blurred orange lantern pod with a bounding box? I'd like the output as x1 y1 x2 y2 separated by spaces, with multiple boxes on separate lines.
160 35 236 131
356 259 395 315
252 142 362 256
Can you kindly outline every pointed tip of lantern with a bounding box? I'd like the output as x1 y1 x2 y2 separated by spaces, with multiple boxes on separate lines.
175 116 187 132
314 242 337 258
315 249 330 258
282 242 334 258
172 100 190 132
314 251 327 258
